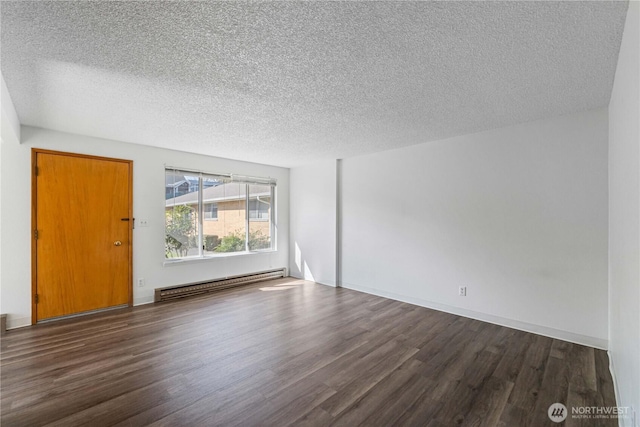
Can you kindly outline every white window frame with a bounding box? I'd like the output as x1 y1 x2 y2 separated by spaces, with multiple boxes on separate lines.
164 167 276 261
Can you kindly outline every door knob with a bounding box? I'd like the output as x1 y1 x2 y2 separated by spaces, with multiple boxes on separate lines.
114 241 122 246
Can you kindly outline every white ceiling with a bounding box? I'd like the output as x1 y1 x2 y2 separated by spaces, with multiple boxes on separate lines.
0 1 628 168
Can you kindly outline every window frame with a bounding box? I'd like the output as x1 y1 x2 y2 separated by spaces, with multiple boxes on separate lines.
164 168 276 261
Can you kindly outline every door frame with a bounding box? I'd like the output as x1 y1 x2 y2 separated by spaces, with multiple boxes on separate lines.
31 148 134 324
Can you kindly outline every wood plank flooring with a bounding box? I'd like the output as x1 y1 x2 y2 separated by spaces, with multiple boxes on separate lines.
1 278 617 426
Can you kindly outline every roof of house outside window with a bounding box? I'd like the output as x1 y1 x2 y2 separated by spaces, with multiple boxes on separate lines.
166 184 271 206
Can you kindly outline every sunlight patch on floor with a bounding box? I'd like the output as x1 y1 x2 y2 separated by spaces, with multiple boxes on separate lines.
259 281 307 292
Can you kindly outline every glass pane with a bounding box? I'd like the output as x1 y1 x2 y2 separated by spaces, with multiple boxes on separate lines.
165 170 200 258
248 184 272 251
203 202 218 220
203 182 247 255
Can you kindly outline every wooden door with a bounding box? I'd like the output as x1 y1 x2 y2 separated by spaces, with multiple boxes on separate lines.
32 150 132 322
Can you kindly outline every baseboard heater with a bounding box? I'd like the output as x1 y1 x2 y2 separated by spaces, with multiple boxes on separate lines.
154 268 287 303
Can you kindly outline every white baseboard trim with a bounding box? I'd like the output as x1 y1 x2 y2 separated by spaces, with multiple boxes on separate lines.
608 352 626 427
7 316 31 330
133 295 154 306
341 281 608 350
314 280 337 288
289 273 336 288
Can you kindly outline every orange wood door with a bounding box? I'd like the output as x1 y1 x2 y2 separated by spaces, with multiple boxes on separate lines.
33 150 132 321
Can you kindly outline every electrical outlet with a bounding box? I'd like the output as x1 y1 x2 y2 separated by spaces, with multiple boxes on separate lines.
137 278 145 287
459 286 467 296
138 219 149 227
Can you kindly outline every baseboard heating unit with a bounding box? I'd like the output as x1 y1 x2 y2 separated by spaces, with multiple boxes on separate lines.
154 268 287 302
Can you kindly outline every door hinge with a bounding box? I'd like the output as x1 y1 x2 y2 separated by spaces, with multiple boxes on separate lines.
34 166 39 176
34 229 39 240
34 294 39 304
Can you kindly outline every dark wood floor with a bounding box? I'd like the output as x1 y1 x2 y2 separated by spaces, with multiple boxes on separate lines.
1 278 617 427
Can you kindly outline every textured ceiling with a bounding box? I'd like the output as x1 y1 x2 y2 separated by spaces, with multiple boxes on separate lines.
0 1 628 167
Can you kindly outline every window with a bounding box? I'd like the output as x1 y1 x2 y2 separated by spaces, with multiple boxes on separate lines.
248 185 271 250
249 196 270 220
204 203 218 220
165 168 275 259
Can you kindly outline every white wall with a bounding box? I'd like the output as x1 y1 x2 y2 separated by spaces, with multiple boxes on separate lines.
0 126 289 329
609 1 640 425
1 72 21 328
289 159 337 286
340 108 609 348
1 73 20 144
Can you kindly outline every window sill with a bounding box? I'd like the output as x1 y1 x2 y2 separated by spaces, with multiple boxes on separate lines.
163 250 276 266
